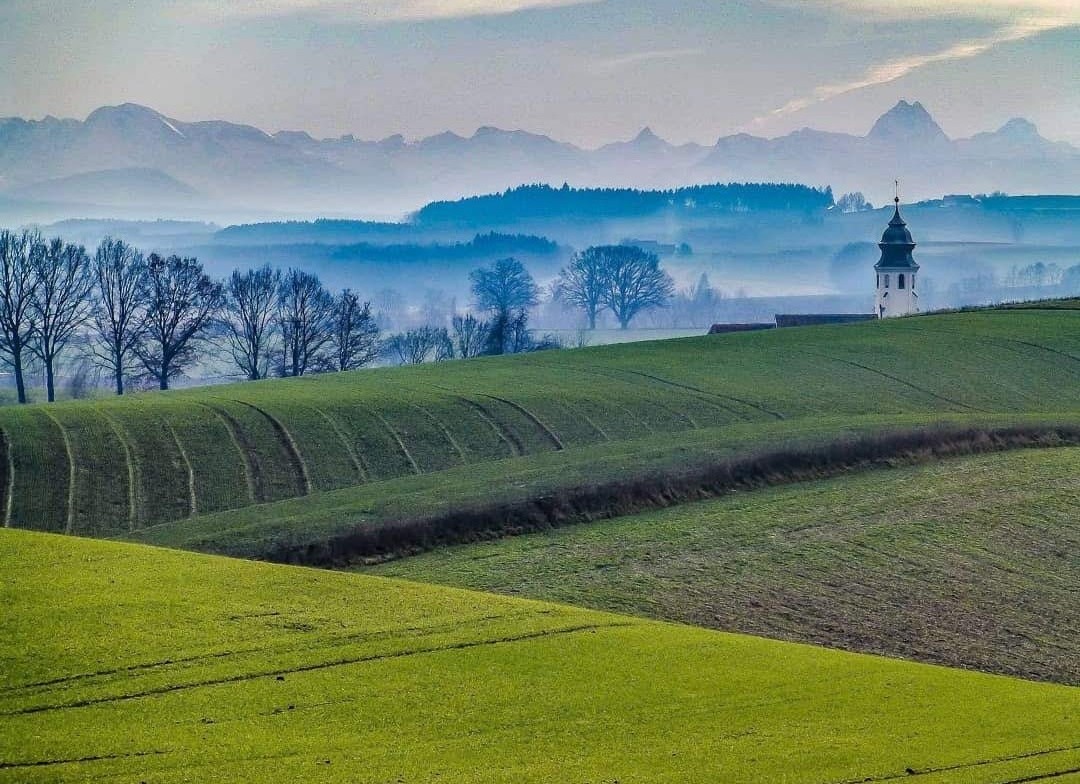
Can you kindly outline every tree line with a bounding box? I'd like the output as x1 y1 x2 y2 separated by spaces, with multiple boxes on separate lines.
0 230 678 403
0 231 381 403
415 182 835 224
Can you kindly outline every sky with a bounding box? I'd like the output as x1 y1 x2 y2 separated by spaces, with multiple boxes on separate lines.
0 0 1077 147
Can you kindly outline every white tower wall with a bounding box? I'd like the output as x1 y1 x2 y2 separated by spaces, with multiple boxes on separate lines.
876 267 918 317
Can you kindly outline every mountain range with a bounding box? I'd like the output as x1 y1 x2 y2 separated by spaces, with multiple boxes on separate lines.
1 100 1077 221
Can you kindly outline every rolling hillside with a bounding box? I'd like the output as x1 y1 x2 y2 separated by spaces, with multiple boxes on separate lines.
2 308 1078 540
3 528 1080 783
374 447 1080 684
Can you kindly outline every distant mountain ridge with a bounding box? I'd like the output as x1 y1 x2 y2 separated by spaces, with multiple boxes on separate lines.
0 100 1077 220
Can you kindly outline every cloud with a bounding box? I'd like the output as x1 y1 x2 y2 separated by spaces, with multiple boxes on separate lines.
781 0 1079 23
591 48 704 72
182 0 599 23
752 12 1076 125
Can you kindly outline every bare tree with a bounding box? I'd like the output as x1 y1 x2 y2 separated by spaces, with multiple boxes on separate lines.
278 269 335 377
92 238 147 395
601 246 674 329
471 258 539 355
30 238 94 402
0 230 42 404
331 290 380 372
556 247 609 329
222 265 281 380
451 313 489 359
433 327 454 362
137 254 223 390
470 257 538 316
384 326 448 365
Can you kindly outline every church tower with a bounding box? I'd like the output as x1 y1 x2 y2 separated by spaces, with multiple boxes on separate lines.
875 186 919 318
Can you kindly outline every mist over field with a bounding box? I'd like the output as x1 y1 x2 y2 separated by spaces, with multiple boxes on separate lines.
3 4 1080 782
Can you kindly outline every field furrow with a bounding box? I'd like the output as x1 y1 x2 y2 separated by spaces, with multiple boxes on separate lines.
0 309 1076 534
5 408 73 532
105 403 191 526
44 408 129 537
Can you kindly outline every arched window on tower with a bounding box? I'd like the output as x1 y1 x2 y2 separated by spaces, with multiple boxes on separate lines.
884 274 890 288
898 273 906 289
876 274 880 288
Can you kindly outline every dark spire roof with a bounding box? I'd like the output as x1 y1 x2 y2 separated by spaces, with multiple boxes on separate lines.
875 197 919 269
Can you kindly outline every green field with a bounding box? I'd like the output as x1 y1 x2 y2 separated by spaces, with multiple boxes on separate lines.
3 308 1078 542
373 447 1080 685
127 413 1080 562
3 528 1080 784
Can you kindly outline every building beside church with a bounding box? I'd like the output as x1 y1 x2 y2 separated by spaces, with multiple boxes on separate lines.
708 189 922 334
874 196 920 317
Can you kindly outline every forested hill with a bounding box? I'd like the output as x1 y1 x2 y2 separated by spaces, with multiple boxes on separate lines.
414 183 835 225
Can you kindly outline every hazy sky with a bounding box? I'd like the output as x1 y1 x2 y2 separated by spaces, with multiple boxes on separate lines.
1 0 1077 146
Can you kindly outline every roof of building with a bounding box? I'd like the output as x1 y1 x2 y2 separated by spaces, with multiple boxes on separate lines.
876 198 919 270
707 323 776 334
774 313 877 328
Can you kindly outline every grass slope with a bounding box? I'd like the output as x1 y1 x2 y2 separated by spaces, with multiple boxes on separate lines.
3 529 1080 783
1 308 1078 536
128 415 1080 562
373 447 1080 684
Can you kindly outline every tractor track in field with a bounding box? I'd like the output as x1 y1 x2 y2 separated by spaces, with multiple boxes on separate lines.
312 407 368 483
97 410 138 532
224 399 311 497
520 365 659 436
547 361 774 422
408 403 468 464
0 622 634 716
0 610 539 695
888 322 1080 371
541 364 707 429
0 750 169 770
804 352 989 413
433 389 524 457
199 403 260 503
38 409 75 534
163 420 198 517
479 394 564 450
369 409 421 475
826 743 1080 784
617 368 785 421
556 399 610 441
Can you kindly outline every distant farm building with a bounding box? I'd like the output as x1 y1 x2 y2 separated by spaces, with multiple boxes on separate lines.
707 323 776 334
774 314 877 328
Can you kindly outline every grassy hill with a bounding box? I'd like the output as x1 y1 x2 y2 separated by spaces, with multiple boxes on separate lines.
373 447 1080 684
2 308 1078 540
3 528 1080 783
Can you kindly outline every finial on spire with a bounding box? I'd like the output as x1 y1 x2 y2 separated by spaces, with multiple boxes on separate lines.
894 179 901 205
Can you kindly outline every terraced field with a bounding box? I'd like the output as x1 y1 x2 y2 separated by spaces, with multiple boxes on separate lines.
4 528 1080 784
374 447 1080 684
2 307 1078 539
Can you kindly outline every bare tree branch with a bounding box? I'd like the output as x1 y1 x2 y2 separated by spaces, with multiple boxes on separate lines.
91 238 147 396
0 230 42 403
31 237 94 402
222 265 280 380
278 269 335 377
137 254 223 391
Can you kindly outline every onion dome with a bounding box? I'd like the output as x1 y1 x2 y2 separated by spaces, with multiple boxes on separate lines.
876 198 919 269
